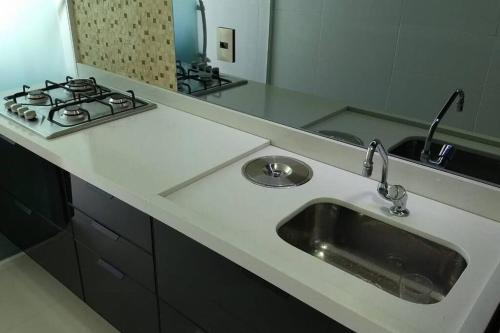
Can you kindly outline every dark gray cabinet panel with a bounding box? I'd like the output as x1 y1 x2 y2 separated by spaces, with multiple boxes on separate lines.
69 175 152 252
72 208 155 292
160 300 206 333
154 221 353 333
0 190 83 298
77 243 159 333
0 136 67 227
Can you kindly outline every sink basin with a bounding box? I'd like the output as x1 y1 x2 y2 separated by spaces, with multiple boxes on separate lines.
389 137 500 186
277 202 467 304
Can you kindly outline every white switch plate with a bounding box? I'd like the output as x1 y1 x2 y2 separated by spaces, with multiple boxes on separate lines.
217 27 235 63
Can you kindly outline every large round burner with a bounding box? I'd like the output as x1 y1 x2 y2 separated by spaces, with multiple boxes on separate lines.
65 79 95 93
108 95 131 108
27 90 48 103
61 104 85 121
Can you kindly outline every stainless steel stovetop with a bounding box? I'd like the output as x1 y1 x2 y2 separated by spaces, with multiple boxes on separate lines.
2 76 157 139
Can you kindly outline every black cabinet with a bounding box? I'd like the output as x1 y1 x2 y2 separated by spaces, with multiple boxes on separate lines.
77 243 159 333
0 190 83 298
0 135 67 227
154 221 352 333
69 175 152 252
72 208 156 292
160 300 206 333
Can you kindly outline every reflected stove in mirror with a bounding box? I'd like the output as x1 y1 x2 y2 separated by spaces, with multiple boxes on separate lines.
176 61 247 97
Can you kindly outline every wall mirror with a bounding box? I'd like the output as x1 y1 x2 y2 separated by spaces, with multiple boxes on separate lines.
172 0 500 187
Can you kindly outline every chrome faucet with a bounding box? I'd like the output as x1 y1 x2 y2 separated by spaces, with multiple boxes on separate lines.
420 89 465 165
362 139 410 217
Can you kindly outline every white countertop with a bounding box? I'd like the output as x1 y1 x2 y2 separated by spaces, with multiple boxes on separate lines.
0 96 268 211
159 145 500 333
2 84 500 333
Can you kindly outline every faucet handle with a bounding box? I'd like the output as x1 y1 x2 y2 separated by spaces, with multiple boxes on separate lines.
386 185 410 217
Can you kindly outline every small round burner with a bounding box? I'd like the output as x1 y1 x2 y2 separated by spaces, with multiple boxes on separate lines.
27 90 48 103
109 95 131 108
61 104 85 121
65 79 95 93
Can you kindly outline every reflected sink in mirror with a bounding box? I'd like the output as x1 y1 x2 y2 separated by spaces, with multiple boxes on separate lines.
277 202 467 304
389 137 500 187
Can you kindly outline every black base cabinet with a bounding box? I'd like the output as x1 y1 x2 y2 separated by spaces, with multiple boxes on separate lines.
77 243 159 333
0 187 82 299
160 300 206 333
154 221 353 333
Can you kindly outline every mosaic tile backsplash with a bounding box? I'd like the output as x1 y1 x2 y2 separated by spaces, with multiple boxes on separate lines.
71 0 177 90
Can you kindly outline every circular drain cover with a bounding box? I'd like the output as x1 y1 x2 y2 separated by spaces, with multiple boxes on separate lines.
242 156 313 188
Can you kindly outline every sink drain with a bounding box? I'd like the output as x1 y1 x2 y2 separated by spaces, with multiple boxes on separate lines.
242 156 313 188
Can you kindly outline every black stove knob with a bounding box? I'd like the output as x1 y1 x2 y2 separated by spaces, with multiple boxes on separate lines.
198 64 206 71
212 67 220 75
191 62 198 70
206 66 212 73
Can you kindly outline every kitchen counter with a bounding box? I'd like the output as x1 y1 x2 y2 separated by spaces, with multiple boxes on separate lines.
198 80 347 129
2 80 500 333
0 92 268 211
158 145 500 333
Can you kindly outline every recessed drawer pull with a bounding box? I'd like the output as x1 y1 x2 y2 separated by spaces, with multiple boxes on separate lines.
91 221 119 241
87 183 114 199
14 200 32 216
97 259 124 280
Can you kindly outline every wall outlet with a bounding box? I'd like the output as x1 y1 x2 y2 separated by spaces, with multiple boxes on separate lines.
217 27 235 63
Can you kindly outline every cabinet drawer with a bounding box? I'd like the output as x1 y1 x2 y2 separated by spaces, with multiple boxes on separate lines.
160 300 205 333
69 175 152 252
0 191 82 298
77 243 159 333
72 208 155 292
155 221 352 333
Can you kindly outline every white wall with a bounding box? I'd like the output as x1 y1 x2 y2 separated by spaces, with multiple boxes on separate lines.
270 0 500 139
198 0 271 83
0 0 76 91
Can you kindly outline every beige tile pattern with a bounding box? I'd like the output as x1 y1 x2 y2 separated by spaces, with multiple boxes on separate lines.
0 254 117 333
71 0 177 91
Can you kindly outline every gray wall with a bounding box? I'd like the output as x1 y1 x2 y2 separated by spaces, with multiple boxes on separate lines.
270 0 500 138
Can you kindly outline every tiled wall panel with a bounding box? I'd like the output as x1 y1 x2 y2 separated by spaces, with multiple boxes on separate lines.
71 0 177 90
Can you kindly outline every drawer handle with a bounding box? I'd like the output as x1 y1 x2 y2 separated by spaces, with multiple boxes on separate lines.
97 259 124 280
91 221 119 241
14 200 32 216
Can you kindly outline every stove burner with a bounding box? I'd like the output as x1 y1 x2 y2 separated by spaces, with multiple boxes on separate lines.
27 90 48 103
65 79 96 93
108 95 131 108
61 104 85 121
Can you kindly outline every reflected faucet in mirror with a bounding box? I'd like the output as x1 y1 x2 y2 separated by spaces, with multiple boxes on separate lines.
420 89 465 166
362 139 410 217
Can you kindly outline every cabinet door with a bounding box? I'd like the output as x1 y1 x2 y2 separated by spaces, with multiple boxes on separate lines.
77 243 159 333
0 191 83 298
0 134 15 192
8 143 67 227
160 300 206 333
155 221 352 333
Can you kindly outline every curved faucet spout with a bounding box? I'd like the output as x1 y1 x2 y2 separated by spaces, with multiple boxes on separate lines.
362 139 409 217
421 89 465 163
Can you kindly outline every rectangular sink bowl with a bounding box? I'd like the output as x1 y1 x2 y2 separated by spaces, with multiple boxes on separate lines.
389 136 500 187
277 202 467 304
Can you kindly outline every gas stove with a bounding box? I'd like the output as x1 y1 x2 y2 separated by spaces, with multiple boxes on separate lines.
2 76 156 139
176 61 247 97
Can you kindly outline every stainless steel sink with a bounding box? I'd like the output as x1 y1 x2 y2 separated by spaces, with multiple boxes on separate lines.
389 136 500 187
277 202 467 304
